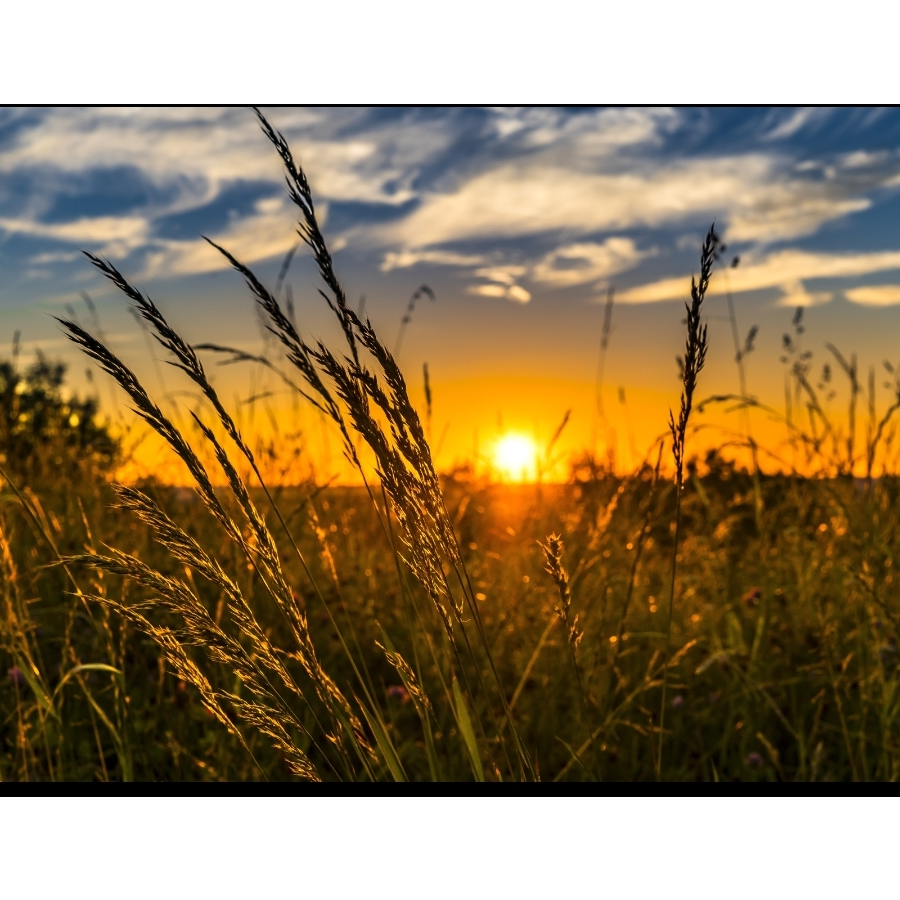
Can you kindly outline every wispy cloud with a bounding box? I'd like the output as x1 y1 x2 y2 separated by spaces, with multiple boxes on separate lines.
468 282 532 303
381 152 886 250
0 197 300 283
5 106 900 302
380 248 487 271
138 196 299 279
617 248 900 304
485 107 678 153
845 285 900 306
776 281 833 308
28 251 82 265
531 239 651 287
763 108 827 141
458 238 651 305
0 215 151 255
0 108 417 206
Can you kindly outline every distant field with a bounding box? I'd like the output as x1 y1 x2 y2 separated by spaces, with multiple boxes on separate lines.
3 435 898 780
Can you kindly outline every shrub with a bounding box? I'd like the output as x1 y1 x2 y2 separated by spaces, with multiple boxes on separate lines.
0 355 118 481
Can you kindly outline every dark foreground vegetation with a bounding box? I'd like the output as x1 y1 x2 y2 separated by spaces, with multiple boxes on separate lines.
1 111 898 781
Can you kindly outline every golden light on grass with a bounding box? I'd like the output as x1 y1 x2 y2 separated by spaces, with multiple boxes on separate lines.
492 433 538 482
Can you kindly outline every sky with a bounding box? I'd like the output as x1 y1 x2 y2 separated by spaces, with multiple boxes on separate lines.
5 106 900 481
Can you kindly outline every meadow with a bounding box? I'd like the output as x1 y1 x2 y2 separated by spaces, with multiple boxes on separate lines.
1 110 899 782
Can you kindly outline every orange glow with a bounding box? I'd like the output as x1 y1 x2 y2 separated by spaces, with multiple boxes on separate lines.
110 368 880 486
492 433 538 482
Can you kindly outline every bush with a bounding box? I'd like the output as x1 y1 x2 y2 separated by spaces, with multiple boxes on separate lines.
0 355 118 481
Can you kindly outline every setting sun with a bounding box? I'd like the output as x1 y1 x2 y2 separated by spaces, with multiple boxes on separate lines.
492 433 538 482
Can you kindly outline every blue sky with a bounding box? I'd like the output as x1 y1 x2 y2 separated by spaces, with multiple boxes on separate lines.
5 107 900 474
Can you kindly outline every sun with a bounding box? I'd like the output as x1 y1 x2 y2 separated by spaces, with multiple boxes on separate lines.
492 433 538 482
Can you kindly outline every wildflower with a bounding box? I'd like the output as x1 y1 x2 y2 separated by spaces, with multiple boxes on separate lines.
671 694 685 709
387 685 410 703
745 752 765 768
8 666 25 687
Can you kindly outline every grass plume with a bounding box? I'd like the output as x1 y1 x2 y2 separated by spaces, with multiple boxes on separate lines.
658 223 716 779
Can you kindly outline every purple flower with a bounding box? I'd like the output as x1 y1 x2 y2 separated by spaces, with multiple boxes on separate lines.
745 752 765 768
8 666 25 687
387 685 410 703
670 694 685 709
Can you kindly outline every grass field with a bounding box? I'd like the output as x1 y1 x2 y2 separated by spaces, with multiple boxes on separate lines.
2 110 899 782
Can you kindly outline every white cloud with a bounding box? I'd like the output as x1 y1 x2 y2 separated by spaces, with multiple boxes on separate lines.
0 194 291 285
531 238 650 287
764 108 825 140
381 238 649 297
487 107 678 155
28 251 81 264
0 108 418 208
840 150 889 170
468 264 531 303
845 285 900 306
460 238 647 304
0 108 456 282
138 200 299 280
0 197 300 282
776 281 832 308
380 248 487 271
6 107 900 293
468 283 531 303
382 152 880 250
470 283 508 298
474 265 527 285
0 215 150 255
617 248 900 304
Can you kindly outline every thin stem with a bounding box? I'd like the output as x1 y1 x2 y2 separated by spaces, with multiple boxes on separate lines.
657 481 683 781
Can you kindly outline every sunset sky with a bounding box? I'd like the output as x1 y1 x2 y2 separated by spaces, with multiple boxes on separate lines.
5 106 900 481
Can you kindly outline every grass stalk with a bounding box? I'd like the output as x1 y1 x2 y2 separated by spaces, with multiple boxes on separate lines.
657 224 717 781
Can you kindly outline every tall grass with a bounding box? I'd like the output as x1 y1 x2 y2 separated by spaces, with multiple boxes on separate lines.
48 109 536 781
2 109 900 781
658 225 715 778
